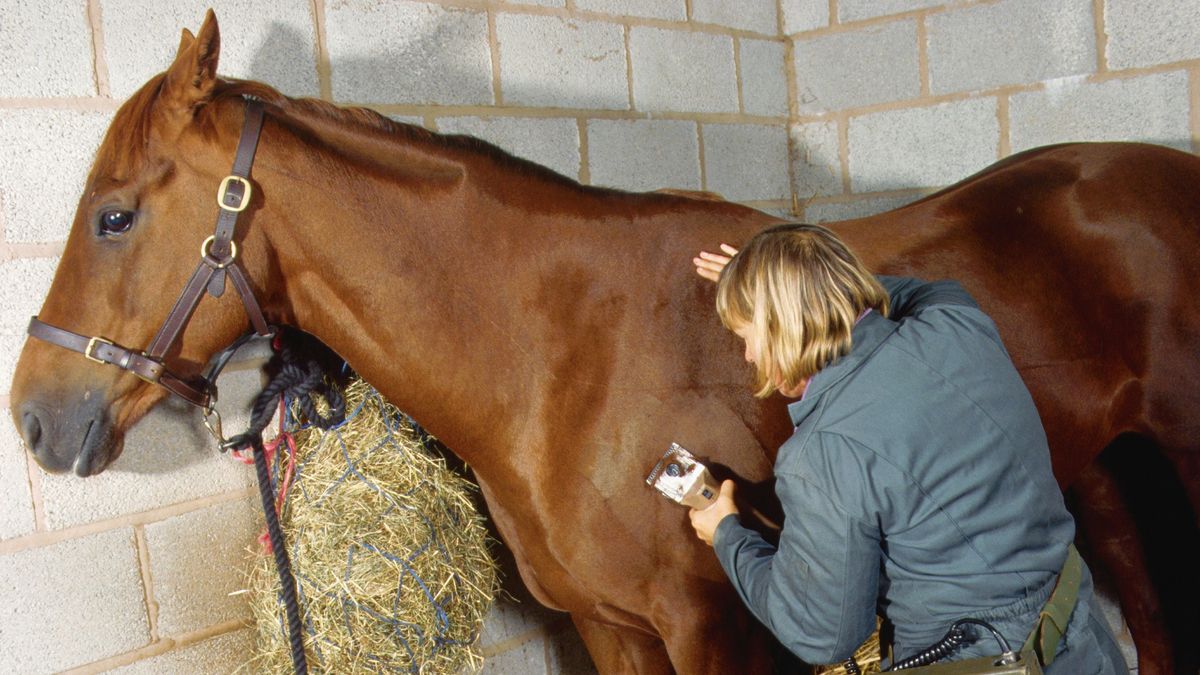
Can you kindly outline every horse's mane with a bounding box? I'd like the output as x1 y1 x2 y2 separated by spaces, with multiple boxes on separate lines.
103 75 724 208
210 79 597 193
95 74 168 178
213 80 431 144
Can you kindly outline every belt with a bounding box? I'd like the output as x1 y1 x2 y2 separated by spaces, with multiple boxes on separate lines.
1022 543 1083 667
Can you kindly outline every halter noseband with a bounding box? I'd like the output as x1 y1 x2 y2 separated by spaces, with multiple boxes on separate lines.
27 99 273 416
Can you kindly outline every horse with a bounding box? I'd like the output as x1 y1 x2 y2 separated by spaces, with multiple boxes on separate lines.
10 11 1199 674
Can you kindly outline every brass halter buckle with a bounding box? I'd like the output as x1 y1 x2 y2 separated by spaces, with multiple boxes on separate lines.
84 336 113 364
216 175 253 212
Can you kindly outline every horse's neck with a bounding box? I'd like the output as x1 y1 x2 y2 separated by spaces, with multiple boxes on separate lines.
255 114 680 466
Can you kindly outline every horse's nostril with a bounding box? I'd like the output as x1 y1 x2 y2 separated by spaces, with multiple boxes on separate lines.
21 411 43 449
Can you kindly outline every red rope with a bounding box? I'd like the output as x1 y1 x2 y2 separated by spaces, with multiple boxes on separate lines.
232 396 297 552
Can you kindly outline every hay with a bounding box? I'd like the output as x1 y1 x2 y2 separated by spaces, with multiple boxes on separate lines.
815 624 883 675
245 378 499 673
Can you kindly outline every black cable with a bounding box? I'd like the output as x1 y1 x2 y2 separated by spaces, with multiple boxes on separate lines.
953 618 1013 655
886 618 1012 670
887 623 969 670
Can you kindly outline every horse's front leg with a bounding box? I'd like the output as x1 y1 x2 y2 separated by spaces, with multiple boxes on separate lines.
652 577 783 675
573 615 672 674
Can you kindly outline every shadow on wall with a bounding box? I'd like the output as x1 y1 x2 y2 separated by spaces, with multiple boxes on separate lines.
246 22 323 96
248 20 505 111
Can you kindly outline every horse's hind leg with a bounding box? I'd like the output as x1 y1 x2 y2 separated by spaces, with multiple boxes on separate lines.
1162 444 1200 531
572 615 672 675
1069 435 1200 675
1068 465 1156 671
1132 439 1200 667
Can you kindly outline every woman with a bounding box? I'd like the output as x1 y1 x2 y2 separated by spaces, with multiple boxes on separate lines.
688 224 1125 672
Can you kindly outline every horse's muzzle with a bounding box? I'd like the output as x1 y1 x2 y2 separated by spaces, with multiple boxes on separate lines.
18 397 118 477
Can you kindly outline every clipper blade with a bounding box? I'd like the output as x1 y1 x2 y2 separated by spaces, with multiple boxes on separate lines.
646 443 718 508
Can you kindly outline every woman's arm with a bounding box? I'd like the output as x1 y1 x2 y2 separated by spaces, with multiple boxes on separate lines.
877 276 978 318
712 436 882 664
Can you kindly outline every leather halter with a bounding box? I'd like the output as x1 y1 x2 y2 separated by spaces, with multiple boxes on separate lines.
27 100 273 412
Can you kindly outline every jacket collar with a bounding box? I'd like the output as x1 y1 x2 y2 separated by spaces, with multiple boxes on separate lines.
786 310 899 427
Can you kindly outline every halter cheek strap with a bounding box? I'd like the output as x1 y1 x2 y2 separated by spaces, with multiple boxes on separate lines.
27 99 272 411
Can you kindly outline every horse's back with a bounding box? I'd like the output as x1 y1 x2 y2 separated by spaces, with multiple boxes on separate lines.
836 141 1200 476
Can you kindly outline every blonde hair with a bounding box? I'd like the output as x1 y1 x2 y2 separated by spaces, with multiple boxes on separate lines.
716 223 889 398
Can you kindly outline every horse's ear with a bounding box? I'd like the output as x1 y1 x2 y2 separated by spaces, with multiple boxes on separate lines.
176 28 196 57
160 9 220 116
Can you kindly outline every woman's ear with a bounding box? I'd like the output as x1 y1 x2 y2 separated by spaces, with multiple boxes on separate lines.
158 9 221 120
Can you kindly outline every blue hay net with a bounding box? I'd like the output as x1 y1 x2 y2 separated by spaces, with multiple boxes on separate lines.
262 382 492 673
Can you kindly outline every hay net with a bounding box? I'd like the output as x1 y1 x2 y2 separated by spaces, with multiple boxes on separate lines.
246 377 498 674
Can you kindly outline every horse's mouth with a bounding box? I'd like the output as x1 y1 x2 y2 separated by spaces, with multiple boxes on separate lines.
73 417 118 477
19 402 119 477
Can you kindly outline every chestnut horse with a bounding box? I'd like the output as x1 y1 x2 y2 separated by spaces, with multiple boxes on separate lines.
10 13 1199 674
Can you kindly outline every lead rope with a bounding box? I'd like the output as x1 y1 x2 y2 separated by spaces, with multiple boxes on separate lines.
226 336 347 675
250 437 307 674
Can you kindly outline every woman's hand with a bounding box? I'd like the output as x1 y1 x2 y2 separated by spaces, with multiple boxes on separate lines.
693 244 739 283
689 480 739 546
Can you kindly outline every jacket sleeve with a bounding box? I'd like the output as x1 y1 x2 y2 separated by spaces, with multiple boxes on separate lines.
713 436 882 664
876 276 978 319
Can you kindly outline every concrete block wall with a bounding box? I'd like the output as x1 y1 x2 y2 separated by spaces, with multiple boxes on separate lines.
789 0 1200 222
1 0 1194 672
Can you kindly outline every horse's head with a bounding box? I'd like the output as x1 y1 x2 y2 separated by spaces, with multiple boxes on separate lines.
10 11 271 475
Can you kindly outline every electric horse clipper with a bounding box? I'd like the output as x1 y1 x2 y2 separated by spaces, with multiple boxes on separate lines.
646 443 721 509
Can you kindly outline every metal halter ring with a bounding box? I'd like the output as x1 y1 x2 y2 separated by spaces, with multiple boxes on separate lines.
200 236 238 269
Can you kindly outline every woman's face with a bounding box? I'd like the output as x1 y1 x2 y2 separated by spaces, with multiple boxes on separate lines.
732 322 807 398
732 323 760 365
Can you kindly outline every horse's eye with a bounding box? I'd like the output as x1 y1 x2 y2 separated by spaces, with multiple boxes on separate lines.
98 210 134 236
